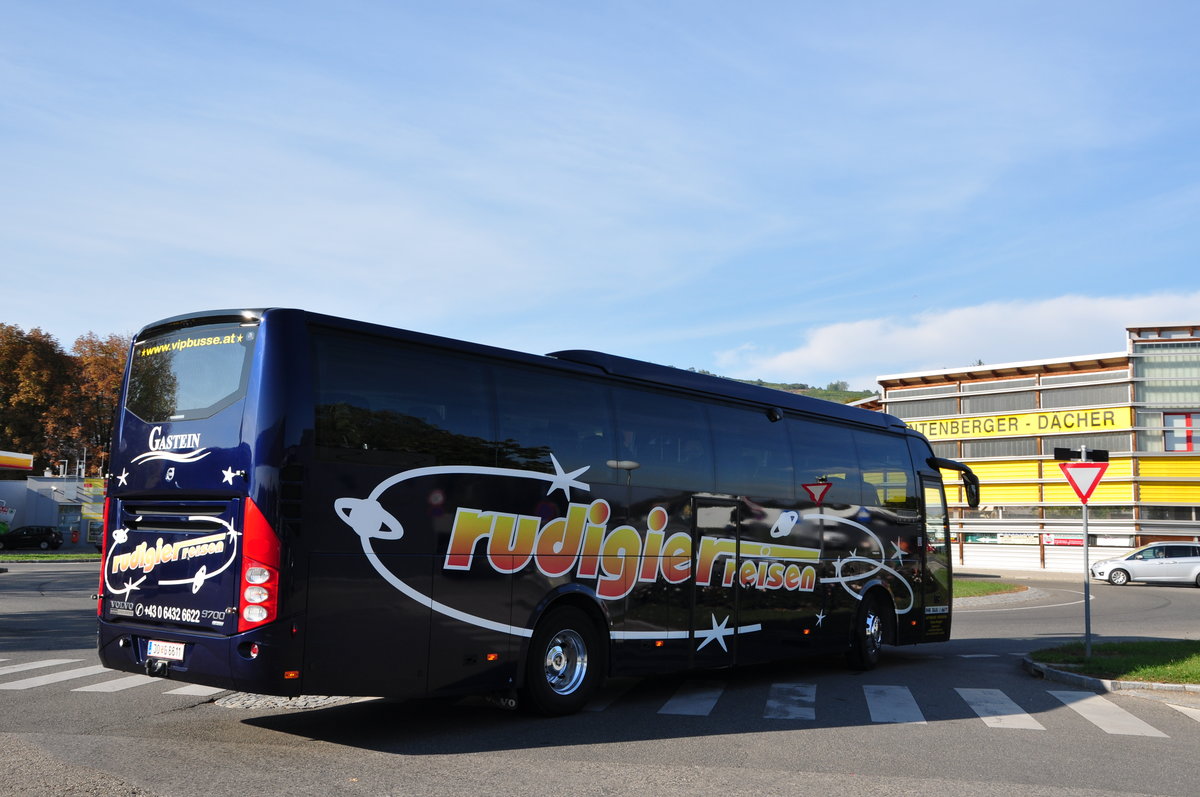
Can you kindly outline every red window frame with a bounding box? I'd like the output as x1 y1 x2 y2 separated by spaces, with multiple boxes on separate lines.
1164 413 1199 452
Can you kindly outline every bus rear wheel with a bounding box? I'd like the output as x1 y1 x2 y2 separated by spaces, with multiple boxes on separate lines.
847 592 888 670
522 606 603 716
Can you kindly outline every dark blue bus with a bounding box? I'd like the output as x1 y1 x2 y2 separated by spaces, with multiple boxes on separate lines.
97 309 979 715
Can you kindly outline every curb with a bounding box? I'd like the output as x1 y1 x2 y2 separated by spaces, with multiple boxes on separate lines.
1022 656 1200 695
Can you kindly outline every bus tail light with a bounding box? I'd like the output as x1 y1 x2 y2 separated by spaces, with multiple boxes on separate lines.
238 498 281 633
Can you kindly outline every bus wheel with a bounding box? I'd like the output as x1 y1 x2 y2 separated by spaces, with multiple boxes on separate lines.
847 592 887 670
522 606 602 716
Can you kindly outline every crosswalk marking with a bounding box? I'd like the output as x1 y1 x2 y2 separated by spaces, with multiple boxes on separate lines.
0 659 81 678
764 683 816 720
1050 690 1169 738
864 685 926 724
659 681 724 716
1167 703 1200 724
0 656 1192 739
956 687 1045 729
585 678 638 712
0 664 110 690
163 684 226 696
74 673 161 692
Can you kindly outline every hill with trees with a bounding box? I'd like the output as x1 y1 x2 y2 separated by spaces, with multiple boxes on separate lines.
688 370 875 404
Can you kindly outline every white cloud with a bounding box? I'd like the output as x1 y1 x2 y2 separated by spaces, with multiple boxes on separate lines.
720 292 1200 391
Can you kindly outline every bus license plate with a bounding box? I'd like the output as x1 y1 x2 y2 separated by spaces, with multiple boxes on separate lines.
147 640 185 661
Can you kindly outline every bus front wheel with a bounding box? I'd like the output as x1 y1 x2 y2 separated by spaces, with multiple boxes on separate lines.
847 592 888 670
522 606 603 716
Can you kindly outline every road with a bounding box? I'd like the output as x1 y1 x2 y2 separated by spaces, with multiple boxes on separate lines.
2 561 1200 796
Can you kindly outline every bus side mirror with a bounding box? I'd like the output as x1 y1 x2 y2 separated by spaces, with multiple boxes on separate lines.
964 476 980 510
927 456 981 509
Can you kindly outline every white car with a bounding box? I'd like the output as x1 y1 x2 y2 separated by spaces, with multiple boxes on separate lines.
1090 542 1200 587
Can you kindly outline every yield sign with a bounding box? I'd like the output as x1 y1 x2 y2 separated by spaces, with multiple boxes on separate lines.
1059 462 1109 505
802 482 831 506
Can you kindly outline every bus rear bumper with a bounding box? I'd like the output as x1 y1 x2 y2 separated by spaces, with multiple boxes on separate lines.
97 619 303 697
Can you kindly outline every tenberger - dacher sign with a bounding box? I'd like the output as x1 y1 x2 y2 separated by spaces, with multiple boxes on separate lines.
907 406 1133 442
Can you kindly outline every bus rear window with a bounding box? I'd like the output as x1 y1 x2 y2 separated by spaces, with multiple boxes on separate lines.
127 322 256 421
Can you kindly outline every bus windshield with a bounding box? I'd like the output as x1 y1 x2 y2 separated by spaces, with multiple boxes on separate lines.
126 321 257 422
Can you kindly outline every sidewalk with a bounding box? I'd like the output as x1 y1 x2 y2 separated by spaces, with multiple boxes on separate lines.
957 567 1087 583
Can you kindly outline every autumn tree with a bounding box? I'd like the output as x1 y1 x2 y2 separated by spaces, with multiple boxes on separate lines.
0 323 77 477
0 325 130 478
67 332 130 476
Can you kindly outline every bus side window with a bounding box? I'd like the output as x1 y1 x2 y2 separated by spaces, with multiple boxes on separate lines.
708 403 794 499
613 387 713 492
494 364 616 477
855 431 920 516
790 418 860 508
312 331 495 466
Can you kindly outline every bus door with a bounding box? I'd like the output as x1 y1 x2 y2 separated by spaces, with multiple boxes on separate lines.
691 499 740 669
921 478 952 641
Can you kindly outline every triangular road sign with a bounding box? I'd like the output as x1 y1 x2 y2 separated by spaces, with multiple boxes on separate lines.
1059 462 1109 505
802 482 832 506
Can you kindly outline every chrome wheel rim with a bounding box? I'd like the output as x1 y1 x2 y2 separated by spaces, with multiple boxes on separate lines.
543 629 588 695
864 608 882 655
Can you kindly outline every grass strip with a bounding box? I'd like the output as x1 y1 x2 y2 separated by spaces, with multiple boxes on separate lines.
1030 640 1200 684
0 553 102 562
954 579 1027 598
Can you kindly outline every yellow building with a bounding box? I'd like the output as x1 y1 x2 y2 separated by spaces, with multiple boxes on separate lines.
877 324 1200 570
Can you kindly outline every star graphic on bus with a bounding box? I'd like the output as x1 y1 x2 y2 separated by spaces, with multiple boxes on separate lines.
546 453 590 497
696 613 734 652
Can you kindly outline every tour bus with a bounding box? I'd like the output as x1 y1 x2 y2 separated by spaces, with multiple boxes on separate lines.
97 309 979 715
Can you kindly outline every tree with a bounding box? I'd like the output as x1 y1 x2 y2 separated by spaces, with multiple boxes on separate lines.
0 325 130 478
826 380 849 392
66 332 130 476
0 324 77 477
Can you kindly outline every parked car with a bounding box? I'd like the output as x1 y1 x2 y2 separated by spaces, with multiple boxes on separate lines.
1090 542 1200 587
0 525 63 551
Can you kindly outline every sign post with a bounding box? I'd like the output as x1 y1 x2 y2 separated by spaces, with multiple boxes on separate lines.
1056 447 1109 658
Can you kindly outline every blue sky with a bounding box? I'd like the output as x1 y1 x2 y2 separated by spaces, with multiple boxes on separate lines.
4 1 1199 390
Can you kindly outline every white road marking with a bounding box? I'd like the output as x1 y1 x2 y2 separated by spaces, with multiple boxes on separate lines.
0 659 81 678
764 683 817 720
864 684 926 724
658 681 724 716
0 664 110 690
163 684 226 696
1049 691 1168 737
74 674 161 692
956 688 1045 729
1167 703 1200 723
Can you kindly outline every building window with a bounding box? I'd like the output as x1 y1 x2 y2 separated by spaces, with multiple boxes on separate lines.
1165 413 1200 452
1047 433 1131 455
1040 384 1128 408
888 397 957 419
962 437 1037 458
930 441 958 458
961 392 1036 414
1142 506 1200 521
